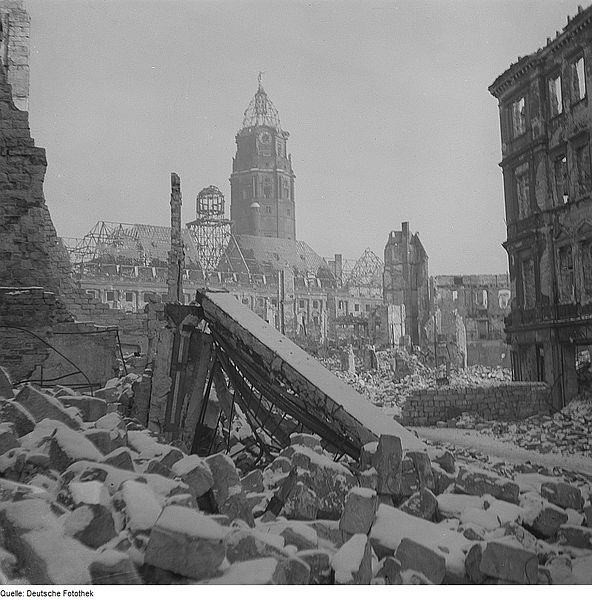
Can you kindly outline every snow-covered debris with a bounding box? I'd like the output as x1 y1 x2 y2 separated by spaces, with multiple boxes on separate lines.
331 533 372 584
144 505 227 579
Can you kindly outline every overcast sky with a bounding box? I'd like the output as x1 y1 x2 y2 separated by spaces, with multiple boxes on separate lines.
26 0 587 274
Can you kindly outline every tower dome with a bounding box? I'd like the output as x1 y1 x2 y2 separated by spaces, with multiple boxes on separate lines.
242 74 282 130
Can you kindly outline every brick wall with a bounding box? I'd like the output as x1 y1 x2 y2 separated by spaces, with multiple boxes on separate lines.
0 44 71 296
0 287 118 388
0 0 30 111
401 381 551 426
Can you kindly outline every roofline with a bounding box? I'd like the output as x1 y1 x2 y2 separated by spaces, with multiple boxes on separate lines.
489 3 592 99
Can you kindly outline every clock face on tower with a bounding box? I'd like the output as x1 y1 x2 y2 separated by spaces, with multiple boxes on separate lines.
258 131 271 144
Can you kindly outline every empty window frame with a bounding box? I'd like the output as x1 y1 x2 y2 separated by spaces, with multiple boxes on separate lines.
498 289 511 309
575 142 592 197
582 239 592 293
514 163 530 219
354 303 360 312
558 245 575 303
106 291 116 302
476 319 489 340
570 55 586 103
125 292 134 302
520 256 536 309
475 289 488 308
312 300 319 309
553 155 569 204
511 96 527 137
549 73 563 116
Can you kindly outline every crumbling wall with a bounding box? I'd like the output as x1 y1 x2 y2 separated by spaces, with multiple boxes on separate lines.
401 381 550 426
0 51 71 295
0 0 29 111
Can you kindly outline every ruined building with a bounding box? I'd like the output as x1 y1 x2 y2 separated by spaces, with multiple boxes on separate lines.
489 4 592 408
430 274 511 369
0 0 131 388
383 222 429 348
230 76 296 240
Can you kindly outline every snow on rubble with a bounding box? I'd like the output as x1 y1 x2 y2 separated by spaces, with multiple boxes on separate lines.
0 371 591 584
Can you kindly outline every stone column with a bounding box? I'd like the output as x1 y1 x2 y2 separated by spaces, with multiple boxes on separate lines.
167 173 184 303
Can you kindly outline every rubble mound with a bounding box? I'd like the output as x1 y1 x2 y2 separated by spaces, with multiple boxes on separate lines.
452 392 592 456
0 373 591 584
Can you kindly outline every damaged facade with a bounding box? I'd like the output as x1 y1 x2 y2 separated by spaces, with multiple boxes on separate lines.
383 222 429 348
490 4 592 408
431 274 511 369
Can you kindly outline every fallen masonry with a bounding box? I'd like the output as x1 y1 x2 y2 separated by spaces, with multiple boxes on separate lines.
0 375 591 584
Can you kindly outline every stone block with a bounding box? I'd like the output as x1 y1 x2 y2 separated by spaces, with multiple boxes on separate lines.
220 491 255 527
290 432 322 450
102 448 135 472
399 457 420 497
241 468 264 493
0 424 20 455
339 487 378 534
277 524 317 551
0 399 35 436
428 447 455 473
399 487 437 521
556 525 592 549
464 542 486 583
205 452 241 507
375 556 402 584
112 480 162 533
84 429 125 455
171 455 214 498
358 466 378 490
273 556 311 584
89 550 143 584
15 385 82 430
456 466 519 504
407 451 435 491
63 504 117 549
359 441 378 470
372 434 402 496
144 505 227 580
540 481 584 511
0 367 14 399
331 533 372 584
296 549 332 584
479 537 538 584
521 493 568 538
48 427 104 472
395 536 446 584
58 395 107 422
224 527 286 563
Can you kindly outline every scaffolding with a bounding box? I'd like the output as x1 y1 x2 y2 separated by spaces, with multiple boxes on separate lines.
186 186 232 276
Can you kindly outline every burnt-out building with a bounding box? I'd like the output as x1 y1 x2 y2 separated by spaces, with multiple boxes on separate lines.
431 274 511 368
383 222 429 348
489 5 592 408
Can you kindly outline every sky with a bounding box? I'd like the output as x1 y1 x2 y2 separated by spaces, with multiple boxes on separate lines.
24 0 588 274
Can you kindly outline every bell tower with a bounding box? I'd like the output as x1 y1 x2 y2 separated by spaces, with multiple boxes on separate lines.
230 76 296 239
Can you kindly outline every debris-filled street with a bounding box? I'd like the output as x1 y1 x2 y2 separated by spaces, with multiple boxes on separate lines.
1 371 592 585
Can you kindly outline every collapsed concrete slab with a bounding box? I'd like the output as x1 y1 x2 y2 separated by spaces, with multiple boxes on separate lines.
196 290 424 459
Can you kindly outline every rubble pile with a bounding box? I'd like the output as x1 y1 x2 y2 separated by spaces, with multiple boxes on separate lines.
449 393 592 457
322 348 512 415
0 368 592 584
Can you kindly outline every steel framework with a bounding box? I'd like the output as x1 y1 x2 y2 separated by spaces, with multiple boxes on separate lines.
186 186 232 276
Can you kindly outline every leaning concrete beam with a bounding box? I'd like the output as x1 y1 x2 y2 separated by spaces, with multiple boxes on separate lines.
197 290 424 457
